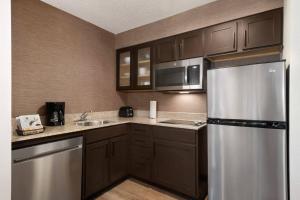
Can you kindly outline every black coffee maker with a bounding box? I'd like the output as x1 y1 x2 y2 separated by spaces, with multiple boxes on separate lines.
46 102 65 126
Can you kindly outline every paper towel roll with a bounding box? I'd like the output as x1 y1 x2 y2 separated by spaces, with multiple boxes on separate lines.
149 101 157 119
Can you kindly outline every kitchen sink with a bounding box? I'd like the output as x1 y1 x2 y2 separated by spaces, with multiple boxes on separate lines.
159 119 205 126
75 120 114 126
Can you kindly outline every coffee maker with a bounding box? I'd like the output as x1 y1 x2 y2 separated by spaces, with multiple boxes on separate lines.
46 102 65 126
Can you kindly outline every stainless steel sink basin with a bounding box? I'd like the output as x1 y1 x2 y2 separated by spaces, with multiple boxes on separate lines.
159 119 206 126
75 120 114 126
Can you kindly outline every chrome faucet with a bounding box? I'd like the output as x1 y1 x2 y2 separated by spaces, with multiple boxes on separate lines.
78 110 93 121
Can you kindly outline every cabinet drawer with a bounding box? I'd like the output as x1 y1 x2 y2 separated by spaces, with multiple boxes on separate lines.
131 135 153 147
153 126 196 144
85 124 128 144
130 124 152 137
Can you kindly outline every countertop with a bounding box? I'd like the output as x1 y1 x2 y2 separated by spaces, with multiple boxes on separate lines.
12 117 207 143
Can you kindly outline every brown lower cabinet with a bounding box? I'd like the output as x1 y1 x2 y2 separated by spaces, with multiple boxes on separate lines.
84 124 207 199
153 140 196 197
110 135 128 183
129 124 153 180
129 124 207 199
85 140 110 197
84 125 128 199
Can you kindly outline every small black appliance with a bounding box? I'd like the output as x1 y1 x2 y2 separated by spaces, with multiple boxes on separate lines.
119 106 134 117
46 102 65 126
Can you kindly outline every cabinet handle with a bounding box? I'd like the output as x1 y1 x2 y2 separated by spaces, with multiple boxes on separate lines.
174 43 177 59
233 32 236 49
112 142 115 156
244 30 247 47
180 41 184 58
153 142 156 156
105 144 109 158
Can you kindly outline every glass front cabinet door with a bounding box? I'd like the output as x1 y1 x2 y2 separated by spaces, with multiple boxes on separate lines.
136 46 152 89
117 45 152 90
117 50 132 90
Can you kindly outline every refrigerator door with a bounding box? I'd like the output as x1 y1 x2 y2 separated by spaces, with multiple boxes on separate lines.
207 61 286 121
208 124 287 200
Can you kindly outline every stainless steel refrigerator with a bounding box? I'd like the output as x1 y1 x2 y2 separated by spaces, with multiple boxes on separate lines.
207 61 287 200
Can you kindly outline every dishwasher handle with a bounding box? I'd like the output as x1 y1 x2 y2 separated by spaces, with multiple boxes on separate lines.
13 145 82 164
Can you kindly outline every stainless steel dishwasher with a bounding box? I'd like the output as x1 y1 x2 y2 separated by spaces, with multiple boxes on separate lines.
12 137 83 200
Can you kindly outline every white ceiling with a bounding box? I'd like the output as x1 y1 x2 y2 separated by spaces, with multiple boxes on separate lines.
41 0 217 34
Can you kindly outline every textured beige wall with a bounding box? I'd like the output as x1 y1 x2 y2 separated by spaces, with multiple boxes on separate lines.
116 0 283 113
12 0 126 117
126 92 207 113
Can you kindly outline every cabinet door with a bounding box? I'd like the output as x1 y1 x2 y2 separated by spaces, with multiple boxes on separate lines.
205 21 237 56
117 49 133 90
135 46 152 89
178 30 204 59
153 140 196 197
110 135 128 183
130 145 153 180
85 140 110 198
129 124 153 180
155 37 177 63
241 8 282 50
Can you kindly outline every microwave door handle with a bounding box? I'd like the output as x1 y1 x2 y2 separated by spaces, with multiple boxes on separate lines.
185 67 188 85
186 67 190 85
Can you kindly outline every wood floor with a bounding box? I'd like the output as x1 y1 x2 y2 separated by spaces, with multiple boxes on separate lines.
96 179 208 200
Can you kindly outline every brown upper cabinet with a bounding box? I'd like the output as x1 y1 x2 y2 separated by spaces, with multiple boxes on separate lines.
177 30 204 60
204 21 238 56
205 8 283 56
154 37 177 63
117 48 133 90
117 44 153 90
240 8 283 50
154 30 204 63
116 8 283 91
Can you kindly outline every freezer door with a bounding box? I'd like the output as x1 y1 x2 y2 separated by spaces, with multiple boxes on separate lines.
208 124 287 200
207 61 286 121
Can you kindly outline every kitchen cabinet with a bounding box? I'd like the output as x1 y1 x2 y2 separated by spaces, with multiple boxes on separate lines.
110 135 128 183
177 30 204 60
128 124 207 199
154 37 177 63
116 8 283 91
240 8 282 50
204 21 238 56
154 31 204 63
117 44 153 90
85 140 110 198
117 48 133 90
152 126 197 197
129 124 153 180
84 125 128 199
135 45 153 89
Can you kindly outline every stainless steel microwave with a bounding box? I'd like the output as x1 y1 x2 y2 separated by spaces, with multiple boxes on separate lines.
154 57 208 91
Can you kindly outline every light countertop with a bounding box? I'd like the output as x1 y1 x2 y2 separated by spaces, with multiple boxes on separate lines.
12 117 207 143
